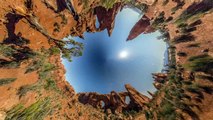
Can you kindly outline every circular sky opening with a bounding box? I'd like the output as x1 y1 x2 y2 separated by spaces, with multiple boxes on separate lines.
63 8 167 96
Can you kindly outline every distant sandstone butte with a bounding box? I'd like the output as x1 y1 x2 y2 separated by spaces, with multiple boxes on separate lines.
127 15 155 41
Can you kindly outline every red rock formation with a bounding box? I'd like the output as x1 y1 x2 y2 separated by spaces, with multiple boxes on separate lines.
49 55 75 98
125 84 150 110
152 73 168 89
152 73 168 83
78 84 150 113
153 82 162 90
95 3 122 36
109 91 127 113
127 15 155 41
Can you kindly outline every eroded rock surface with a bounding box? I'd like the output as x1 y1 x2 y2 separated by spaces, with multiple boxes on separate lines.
95 3 123 36
78 84 150 113
127 15 155 40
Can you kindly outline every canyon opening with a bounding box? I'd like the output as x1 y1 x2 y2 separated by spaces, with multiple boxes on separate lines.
63 8 167 95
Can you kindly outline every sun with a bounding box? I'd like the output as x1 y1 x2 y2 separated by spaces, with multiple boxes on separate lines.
119 50 128 59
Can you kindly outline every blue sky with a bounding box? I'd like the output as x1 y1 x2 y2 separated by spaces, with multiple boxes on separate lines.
63 8 167 95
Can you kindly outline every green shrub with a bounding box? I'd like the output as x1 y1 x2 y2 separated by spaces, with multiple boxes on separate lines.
176 102 199 120
15 37 30 46
123 110 138 116
0 44 35 69
0 60 20 69
44 78 57 90
180 26 196 34
177 23 188 29
144 110 153 120
177 22 197 34
177 52 187 57
168 46 176 69
0 78 17 86
187 43 200 48
171 2 185 14
157 30 170 41
181 81 192 85
189 19 202 27
42 63 55 72
162 0 169 6
159 101 176 120
128 2 148 13
5 98 51 120
39 63 55 80
25 49 49 74
60 14 68 25
17 85 38 98
53 22 60 32
185 84 203 98
173 34 195 44
188 54 208 61
198 85 213 94
21 49 59 97
165 16 173 22
151 12 166 29
100 0 118 9
175 1 213 25
81 0 90 8
0 44 16 57
196 75 213 82
49 47 60 55
186 54 213 74
25 60 42 73
54 38 83 62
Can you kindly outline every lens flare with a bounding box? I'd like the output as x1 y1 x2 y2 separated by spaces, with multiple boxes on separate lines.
119 51 128 59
